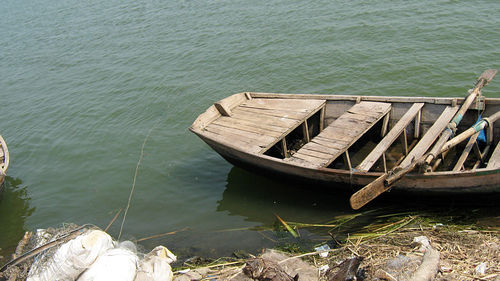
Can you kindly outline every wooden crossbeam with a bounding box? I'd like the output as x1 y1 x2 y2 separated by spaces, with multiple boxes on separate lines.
356 103 424 172
286 101 391 168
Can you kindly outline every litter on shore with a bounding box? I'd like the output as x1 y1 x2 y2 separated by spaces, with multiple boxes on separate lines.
172 225 499 281
1 218 498 281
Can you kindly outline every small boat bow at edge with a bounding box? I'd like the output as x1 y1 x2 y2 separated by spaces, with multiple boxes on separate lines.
0 134 9 188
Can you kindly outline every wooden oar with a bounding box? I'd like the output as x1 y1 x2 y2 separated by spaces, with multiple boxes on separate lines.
350 69 497 210
373 111 500 188
422 69 498 170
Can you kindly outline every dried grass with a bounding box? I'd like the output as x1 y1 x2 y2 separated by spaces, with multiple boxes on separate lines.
171 212 499 280
172 222 498 280
323 225 499 280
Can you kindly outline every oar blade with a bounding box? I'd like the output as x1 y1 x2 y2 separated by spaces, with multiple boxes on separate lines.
350 174 389 210
478 69 498 84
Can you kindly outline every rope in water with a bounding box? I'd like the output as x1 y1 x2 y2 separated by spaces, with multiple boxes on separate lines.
118 119 161 240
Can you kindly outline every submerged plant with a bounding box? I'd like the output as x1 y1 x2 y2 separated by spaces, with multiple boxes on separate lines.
274 214 299 238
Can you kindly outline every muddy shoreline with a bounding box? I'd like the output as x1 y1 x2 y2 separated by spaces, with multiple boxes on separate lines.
1 213 498 281
172 225 499 281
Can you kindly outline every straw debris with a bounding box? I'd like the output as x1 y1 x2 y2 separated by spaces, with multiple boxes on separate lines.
320 222 499 280
172 215 498 281
2 215 497 281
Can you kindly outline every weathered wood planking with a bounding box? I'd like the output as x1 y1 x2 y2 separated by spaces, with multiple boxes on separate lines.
201 126 270 155
230 109 298 128
204 123 276 144
311 136 349 150
300 141 341 156
286 101 391 168
296 148 334 159
291 152 331 167
202 98 326 154
213 116 287 134
346 102 390 117
356 103 424 172
233 106 312 120
201 130 263 154
399 106 459 167
487 141 500 169
212 118 285 138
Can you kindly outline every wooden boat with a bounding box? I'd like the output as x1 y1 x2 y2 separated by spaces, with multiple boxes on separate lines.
0 134 9 187
190 73 500 207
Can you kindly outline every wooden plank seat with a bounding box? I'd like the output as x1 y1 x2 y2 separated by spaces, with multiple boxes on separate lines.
202 98 326 154
356 103 424 172
487 141 500 169
285 101 392 169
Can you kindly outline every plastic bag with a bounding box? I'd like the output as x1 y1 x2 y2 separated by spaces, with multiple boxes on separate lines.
474 116 487 143
135 246 176 281
27 229 114 281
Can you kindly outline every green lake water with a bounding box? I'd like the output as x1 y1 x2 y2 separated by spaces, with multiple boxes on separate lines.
1 0 499 261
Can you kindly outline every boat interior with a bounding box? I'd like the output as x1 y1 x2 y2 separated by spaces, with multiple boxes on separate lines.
191 92 500 173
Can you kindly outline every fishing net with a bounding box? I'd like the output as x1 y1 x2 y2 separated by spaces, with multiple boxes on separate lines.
0 224 99 280
0 224 176 281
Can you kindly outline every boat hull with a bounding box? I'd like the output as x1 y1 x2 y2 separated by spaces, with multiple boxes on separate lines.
191 92 500 196
197 132 500 194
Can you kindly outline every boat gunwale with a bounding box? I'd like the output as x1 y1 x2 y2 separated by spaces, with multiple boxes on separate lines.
247 92 500 104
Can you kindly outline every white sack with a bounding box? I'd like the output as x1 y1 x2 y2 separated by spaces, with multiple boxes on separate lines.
27 229 114 281
77 241 138 281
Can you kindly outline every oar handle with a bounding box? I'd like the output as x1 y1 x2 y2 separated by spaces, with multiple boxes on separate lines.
385 156 424 186
440 111 500 154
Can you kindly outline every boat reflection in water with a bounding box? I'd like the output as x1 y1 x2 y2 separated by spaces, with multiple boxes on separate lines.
217 167 500 245
0 177 34 264
217 167 362 246
218 167 354 225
